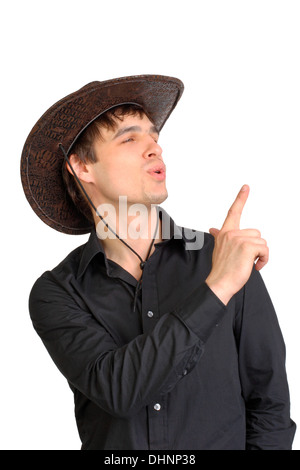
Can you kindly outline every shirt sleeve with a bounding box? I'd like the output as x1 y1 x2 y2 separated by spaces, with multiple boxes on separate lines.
234 267 296 449
29 273 227 419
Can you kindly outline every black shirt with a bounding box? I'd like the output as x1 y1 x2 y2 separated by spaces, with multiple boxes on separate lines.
29 207 296 450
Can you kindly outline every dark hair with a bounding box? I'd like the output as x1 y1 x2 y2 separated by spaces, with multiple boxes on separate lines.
62 104 148 223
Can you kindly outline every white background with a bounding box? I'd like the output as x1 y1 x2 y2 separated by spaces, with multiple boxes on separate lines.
1 0 299 450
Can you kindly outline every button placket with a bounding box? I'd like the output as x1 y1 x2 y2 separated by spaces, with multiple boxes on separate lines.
141 265 159 333
148 396 168 449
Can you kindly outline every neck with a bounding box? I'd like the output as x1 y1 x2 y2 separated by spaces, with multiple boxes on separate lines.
93 204 162 275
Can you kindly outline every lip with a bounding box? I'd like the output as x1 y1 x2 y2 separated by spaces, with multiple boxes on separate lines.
146 164 166 181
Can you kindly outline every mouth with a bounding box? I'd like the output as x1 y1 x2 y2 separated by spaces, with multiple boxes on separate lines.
146 164 166 181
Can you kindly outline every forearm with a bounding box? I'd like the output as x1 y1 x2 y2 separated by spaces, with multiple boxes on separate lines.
236 269 296 449
30 276 226 419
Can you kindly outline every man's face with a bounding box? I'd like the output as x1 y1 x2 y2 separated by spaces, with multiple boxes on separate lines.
88 113 168 208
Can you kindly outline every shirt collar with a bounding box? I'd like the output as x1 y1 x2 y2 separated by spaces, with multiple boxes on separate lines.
77 206 187 279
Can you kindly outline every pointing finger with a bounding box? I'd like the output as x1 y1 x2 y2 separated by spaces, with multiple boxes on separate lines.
221 185 250 231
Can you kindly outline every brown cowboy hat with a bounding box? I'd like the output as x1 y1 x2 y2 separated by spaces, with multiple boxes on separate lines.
20 74 184 235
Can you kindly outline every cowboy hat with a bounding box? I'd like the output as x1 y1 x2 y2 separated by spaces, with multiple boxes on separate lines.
21 75 183 234
20 74 184 235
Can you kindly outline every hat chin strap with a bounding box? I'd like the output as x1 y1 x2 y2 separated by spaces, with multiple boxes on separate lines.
59 143 159 312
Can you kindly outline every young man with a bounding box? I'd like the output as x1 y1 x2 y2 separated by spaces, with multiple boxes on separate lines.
21 75 296 450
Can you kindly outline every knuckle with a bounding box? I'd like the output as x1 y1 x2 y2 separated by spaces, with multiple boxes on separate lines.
255 229 261 238
240 240 250 252
224 230 234 241
231 229 240 237
227 207 237 218
247 228 261 238
260 245 269 261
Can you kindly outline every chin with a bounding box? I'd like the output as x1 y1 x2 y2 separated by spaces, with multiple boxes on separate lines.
145 190 168 205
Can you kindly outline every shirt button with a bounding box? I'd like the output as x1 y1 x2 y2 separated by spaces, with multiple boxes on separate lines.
147 310 154 318
154 403 161 411
183 369 188 376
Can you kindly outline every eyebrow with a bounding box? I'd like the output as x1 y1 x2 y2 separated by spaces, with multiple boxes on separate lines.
112 125 159 140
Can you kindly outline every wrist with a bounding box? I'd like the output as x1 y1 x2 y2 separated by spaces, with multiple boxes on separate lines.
205 277 234 306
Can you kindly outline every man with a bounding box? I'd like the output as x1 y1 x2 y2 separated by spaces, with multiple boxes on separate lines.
21 75 296 450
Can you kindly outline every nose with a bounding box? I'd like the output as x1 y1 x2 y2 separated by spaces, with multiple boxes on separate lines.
143 136 163 160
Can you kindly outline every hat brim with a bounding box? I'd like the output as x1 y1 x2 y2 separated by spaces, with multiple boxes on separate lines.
20 75 184 235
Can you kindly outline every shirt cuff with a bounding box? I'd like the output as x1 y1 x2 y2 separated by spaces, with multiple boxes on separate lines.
172 282 227 343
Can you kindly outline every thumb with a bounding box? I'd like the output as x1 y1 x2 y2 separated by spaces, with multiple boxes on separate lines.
209 228 220 238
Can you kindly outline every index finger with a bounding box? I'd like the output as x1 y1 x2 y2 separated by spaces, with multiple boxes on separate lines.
221 184 250 231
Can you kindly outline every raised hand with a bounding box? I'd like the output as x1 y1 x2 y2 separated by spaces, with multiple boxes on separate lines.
205 185 269 305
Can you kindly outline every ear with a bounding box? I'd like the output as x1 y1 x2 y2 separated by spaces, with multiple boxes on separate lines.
66 153 95 184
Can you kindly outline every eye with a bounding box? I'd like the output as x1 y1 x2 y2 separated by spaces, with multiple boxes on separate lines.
122 137 134 144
